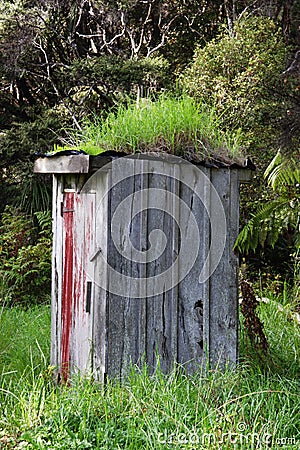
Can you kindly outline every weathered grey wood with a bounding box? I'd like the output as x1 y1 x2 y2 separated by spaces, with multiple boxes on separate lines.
34 155 89 174
118 160 149 376
91 169 110 382
201 167 212 370
238 168 253 183
177 165 210 373
106 158 141 378
48 154 252 381
208 168 239 368
229 169 240 364
70 192 95 375
51 175 64 381
136 159 148 367
145 161 178 373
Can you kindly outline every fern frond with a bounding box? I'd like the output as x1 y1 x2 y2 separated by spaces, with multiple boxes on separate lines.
264 149 282 181
264 150 300 190
237 152 300 255
234 199 286 253
34 211 52 238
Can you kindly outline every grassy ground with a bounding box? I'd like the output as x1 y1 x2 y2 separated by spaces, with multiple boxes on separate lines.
0 296 299 450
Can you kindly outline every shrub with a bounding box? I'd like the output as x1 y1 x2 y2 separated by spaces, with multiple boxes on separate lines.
0 207 52 305
181 16 288 156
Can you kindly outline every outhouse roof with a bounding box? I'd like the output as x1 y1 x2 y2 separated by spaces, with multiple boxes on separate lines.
34 149 255 177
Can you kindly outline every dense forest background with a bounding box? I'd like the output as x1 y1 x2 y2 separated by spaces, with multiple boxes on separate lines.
0 0 299 303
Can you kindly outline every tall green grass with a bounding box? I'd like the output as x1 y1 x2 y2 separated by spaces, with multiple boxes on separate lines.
72 96 244 159
0 298 299 449
0 305 51 380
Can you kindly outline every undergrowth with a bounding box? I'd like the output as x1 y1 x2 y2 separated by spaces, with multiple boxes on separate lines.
0 296 299 449
0 208 52 306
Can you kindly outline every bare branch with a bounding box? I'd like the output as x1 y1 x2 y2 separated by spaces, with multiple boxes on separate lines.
33 38 51 79
134 1 153 57
76 10 127 54
282 50 300 77
74 0 89 30
146 15 178 57
224 0 234 32
33 38 82 130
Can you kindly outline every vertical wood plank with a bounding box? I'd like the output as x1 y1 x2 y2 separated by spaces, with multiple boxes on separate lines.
61 191 75 381
117 158 148 377
169 163 180 370
229 169 240 364
136 159 148 367
177 165 209 373
202 167 211 370
208 168 239 368
106 158 136 378
92 169 110 382
145 160 178 373
71 192 95 375
51 175 64 380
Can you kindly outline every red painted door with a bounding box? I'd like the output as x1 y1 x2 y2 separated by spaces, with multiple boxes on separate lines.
61 191 95 380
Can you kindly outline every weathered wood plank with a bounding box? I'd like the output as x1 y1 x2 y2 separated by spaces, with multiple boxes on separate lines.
118 159 149 376
92 169 110 382
208 168 239 369
106 158 137 378
34 155 89 174
136 159 148 367
49 157 247 381
51 175 64 381
238 168 253 183
229 169 240 364
71 192 95 375
177 164 209 373
145 160 179 374
60 191 75 381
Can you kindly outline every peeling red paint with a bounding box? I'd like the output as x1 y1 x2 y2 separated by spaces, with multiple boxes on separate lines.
61 193 74 381
73 195 82 316
60 192 95 381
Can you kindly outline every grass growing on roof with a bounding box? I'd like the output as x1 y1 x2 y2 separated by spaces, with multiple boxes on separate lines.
74 96 244 159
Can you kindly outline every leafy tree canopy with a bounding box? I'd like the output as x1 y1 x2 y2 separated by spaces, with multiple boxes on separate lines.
181 16 289 160
0 1 299 212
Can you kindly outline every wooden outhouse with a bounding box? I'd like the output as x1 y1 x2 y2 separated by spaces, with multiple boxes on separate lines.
34 152 253 382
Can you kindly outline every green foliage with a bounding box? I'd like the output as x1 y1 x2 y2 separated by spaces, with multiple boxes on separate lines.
71 95 244 159
264 149 300 193
236 150 300 300
0 208 52 305
0 1 298 299
19 174 51 215
0 305 51 379
0 299 299 448
181 16 288 156
180 15 298 284
0 0 207 131
239 288 300 376
0 107 70 214
69 56 171 108
235 150 300 254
